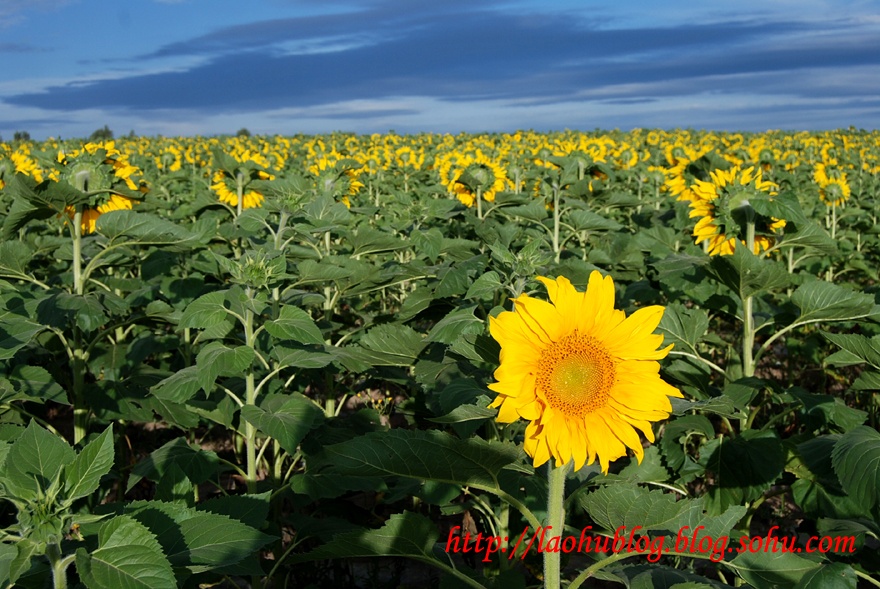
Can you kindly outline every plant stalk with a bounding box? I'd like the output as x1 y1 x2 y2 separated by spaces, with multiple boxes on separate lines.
544 461 570 589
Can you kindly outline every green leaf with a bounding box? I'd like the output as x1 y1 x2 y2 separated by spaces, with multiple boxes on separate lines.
822 332 880 369
359 323 426 360
729 549 820 589
778 221 837 254
197 492 271 529
0 241 33 276
660 415 715 472
708 246 792 298
466 271 503 300
76 515 176 589
64 426 115 501
831 425 880 515
749 191 808 224
35 292 107 333
346 226 405 256
699 429 785 515
793 563 857 589
264 305 324 345
6 365 67 404
150 366 201 403
195 342 255 392
1 174 88 238
428 402 496 424
178 290 230 330
658 303 710 354
128 438 218 492
505 201 550 223
670 396 741 419
298 511 439 560
273 343 335 369
154 463 194 506
167 513 275 566
3 420 74 496
0 312 44 360
851 370 880 391
790 279 876 324
8 538 41 586
240 393 325 454
568 209 623 232
311 429 524 490
95 210 196 250
426 305 483 344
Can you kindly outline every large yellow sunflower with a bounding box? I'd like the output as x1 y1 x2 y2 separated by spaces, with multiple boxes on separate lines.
488 273 682 473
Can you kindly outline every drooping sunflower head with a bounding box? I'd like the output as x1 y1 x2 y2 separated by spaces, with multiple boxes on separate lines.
688 165 785 256
210 148 276 210
57 142 146 234
813 162 851 207
307 156 363 206
488 272 683 473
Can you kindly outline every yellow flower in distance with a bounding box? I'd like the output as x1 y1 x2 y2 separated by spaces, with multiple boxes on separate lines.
488 273 682 473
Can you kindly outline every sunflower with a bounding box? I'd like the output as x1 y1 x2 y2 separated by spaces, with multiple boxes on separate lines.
688 166 785 256
488 273 682 473
813 162 851 207
57 142 147 234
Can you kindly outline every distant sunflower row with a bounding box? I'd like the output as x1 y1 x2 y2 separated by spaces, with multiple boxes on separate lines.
1 130 878 246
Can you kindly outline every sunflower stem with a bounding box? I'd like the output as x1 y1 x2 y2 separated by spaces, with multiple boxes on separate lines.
476 186 483 220
243 286 259 493
544 461 570 589
71 205 88 444
552 185 561 263
741 220 756 426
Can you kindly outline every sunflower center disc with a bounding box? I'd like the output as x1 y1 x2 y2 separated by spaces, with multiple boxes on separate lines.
538 332 616 417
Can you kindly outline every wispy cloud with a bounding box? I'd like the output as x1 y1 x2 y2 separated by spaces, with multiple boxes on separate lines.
0 0 71 28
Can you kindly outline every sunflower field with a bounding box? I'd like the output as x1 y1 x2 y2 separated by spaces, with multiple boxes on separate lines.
0 128 879 589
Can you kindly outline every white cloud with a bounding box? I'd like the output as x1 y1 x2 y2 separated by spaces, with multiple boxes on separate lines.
0 0 71 28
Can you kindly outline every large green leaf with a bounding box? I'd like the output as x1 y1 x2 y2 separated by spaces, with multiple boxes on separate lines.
178 290 230 330
0 241 33 276
75 515 176 589
95 210 197 250
831 425 880 515
708 246 792 299
426 306 483 344
1 173 88 238
793 563 857 589
170 513 275 566
729 549 820 589
5 365 67 404
822 332 880 369
196 492 271 529
578 483 745 545
310 429 524 490
240 393 325 454
150 366 201 403
64 426 115 501
2 420 74 496
658 303 709 354
288 511 479 585
127 438 218 491
359 323 426 360
195 342 255 392
291 511 438 561
264 305 324 344
0 312 44 361
699 429 785 515
790 279 876 325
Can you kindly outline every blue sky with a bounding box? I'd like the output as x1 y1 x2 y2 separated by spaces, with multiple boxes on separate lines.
1 0 879 140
